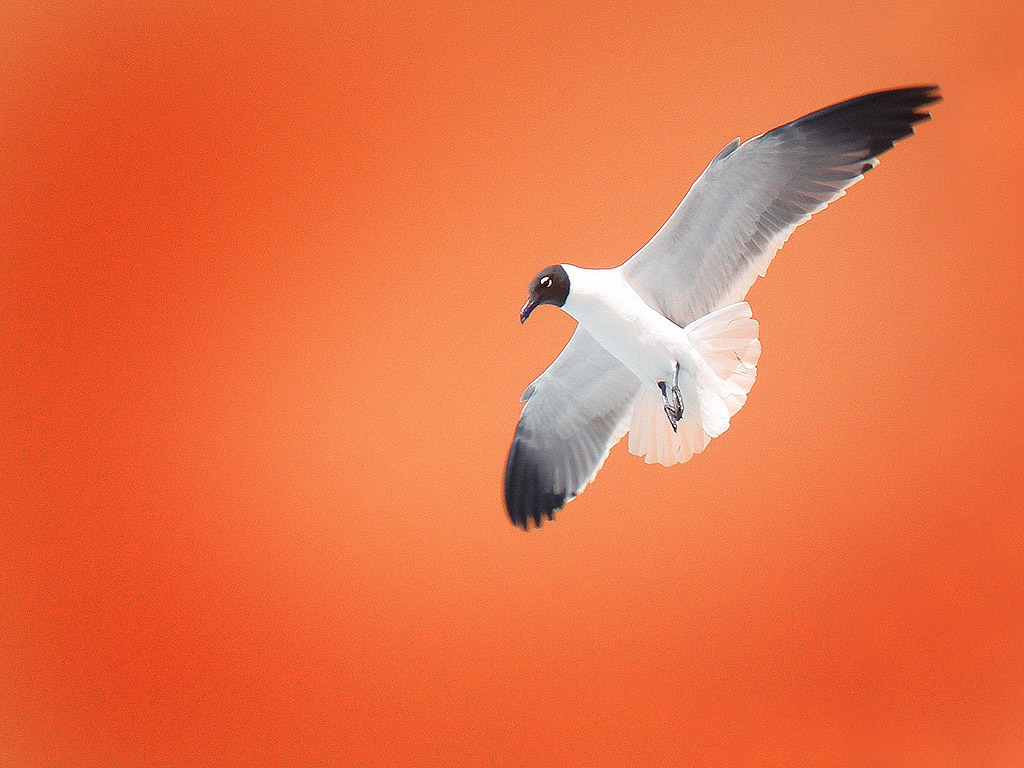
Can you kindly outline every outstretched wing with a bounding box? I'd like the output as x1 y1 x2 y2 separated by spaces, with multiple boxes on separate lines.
504 329 640 529
622 86 940 327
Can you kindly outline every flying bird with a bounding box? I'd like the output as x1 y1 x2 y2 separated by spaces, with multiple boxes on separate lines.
505 85 940 530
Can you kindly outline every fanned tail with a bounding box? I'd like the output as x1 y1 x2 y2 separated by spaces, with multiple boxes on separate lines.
627 302 760 467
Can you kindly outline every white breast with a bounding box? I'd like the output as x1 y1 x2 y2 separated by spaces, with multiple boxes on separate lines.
559 265 696 389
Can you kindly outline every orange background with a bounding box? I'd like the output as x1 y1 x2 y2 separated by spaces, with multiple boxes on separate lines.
3 2 1023 766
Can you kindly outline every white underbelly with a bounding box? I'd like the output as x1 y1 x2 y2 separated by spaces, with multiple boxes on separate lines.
572 298 696 390
599 319 694 386
559 265 703 391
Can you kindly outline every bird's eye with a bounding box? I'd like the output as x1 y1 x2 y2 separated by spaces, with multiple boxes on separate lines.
540 276 552 289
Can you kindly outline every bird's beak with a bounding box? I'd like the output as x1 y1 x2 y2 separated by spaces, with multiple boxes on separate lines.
520 298 538 324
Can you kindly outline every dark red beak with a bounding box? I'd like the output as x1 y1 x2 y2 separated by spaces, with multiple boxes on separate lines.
520 298 538 324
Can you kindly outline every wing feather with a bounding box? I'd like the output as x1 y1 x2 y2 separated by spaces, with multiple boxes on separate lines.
622 86 940 326
504 329 640 529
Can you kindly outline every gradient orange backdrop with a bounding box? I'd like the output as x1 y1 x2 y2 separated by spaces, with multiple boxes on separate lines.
3 2 1023 766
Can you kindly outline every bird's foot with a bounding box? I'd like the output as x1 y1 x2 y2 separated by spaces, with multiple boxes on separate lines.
657 362 684 432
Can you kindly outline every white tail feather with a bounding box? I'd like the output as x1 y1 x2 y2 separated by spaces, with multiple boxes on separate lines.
626 302 760 467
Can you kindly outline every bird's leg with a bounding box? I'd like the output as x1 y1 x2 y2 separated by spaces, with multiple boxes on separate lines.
671 360 684 417
658 362 684 433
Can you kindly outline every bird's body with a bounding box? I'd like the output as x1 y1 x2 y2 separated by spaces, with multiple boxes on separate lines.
559 265 696 394
506 86 940 530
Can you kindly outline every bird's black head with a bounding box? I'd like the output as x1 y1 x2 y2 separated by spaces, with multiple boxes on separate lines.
520 265 570 324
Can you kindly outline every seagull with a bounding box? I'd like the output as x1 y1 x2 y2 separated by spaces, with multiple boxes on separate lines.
505 85 940 530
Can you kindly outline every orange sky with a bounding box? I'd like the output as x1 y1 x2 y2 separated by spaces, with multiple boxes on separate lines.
3 2 1024 766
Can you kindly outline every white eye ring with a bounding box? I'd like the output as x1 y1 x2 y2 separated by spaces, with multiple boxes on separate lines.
540 275 552 288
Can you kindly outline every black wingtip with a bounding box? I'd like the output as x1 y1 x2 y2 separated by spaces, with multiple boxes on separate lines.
503 434 568 531
782 85 941 161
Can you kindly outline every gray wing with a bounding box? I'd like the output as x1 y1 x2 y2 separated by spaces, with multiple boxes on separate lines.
504 329 641 529
622 86 940 327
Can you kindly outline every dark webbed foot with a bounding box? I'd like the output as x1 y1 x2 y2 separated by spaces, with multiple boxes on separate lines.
658 362 684 432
